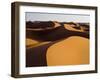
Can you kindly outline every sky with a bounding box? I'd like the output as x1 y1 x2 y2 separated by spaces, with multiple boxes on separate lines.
26 12 90 23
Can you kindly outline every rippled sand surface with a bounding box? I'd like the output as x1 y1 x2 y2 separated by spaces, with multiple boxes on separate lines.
46 36 89 66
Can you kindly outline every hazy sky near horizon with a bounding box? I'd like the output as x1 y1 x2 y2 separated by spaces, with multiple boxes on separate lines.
26 12 90 23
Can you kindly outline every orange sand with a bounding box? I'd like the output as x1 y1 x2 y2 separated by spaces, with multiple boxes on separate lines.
26 38 39 47
64 24 84 32
46 36 89 66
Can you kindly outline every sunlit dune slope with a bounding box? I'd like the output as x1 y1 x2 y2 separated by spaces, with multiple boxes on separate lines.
46 36 89 66
26 38 39 47
64 24 84 32
53 21 61 28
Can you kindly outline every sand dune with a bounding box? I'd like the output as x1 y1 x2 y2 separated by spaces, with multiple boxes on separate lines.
26 21 90 67
26 36 89 67
46 36 89 66
26 24 89 41
26 38 39 47
64 24 84 32
53 21 61 28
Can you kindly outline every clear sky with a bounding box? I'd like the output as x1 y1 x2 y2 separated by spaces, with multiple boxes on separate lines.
26 12 90 23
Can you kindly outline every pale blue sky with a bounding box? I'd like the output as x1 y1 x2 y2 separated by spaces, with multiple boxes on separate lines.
26 12 90 23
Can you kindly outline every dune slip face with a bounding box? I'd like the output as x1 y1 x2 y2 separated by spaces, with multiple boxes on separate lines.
46 36 89 66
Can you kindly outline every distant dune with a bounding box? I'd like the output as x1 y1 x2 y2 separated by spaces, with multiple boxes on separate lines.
26 21 89 41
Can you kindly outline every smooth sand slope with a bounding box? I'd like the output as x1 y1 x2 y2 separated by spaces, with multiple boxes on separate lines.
47 36 89 66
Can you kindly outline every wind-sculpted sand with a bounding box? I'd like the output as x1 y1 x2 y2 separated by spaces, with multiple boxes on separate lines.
64 24 84 32
46 36 89 66
26 21 90 67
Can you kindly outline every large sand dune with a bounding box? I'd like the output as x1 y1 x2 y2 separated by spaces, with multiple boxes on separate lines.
46 36 89 66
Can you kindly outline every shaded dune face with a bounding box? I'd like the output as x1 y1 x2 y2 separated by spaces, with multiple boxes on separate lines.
26 40 59 67
26 27 89 42
26 21 89 42
46 36 89 66
26 21 55 29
